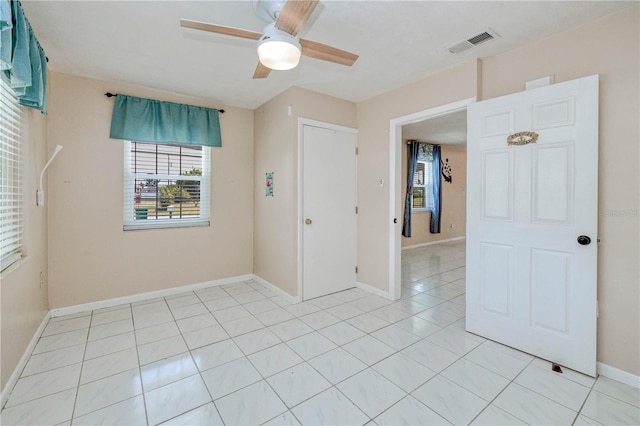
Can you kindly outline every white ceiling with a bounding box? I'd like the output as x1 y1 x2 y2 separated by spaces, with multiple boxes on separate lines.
402 109 467 145
23 1 633 110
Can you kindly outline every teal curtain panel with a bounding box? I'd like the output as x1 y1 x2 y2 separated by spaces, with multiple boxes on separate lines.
0 0 48 114
110 94 222 148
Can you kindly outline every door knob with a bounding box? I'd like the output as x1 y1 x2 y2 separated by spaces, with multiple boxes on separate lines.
577 235 591 246
305 218 312 225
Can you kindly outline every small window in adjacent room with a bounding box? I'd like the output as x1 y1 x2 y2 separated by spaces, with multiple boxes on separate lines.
123 141 210 230
0 77 24 271
412 159 434 211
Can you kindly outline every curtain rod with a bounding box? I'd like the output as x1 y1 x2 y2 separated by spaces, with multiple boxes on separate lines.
104 92 225 113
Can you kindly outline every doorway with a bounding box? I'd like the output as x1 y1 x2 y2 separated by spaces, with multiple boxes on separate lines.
388 98 475 299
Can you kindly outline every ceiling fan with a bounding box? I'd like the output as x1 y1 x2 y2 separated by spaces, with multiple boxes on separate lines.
180 0 359 79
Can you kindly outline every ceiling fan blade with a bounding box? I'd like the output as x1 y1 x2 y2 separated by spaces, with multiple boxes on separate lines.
300 39 359 66
275 0 319 36
180 19 261 40
253 62 272 79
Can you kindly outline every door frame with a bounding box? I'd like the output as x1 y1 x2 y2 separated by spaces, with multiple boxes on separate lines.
298 118 359 301
388 97 475 300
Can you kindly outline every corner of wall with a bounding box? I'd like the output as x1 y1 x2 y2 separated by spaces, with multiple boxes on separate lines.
476 58 483 101
1 104 50 391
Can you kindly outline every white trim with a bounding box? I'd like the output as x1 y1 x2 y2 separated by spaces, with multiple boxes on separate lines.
597 362 640 389
298 118 359 135
388 97 475 301
252 274 300 304
124 220 210 231
122 143 211 231
297 118 358 302
356 281 393 301
1 311 51 408
50 274 253 318
402 237 466 251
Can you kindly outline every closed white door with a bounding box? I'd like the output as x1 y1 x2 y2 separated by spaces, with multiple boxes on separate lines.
466 75 599 376
302 124 357 300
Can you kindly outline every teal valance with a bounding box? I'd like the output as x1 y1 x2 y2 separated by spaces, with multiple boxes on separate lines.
109 94 222 148
0 0 47 114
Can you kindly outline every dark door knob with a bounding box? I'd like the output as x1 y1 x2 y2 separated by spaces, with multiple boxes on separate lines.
577 235 591 246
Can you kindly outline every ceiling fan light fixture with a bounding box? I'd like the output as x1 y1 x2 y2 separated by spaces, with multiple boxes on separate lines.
257 24 301 70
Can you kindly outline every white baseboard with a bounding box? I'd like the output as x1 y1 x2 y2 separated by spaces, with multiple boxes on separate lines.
3 273 291 408
356 281 393 300
402 236 466 251
597 362 640 389
1 311 51 409
50 274 253 318
252 275 300 304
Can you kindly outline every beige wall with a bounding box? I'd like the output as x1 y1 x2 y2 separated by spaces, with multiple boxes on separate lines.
356 7 638 375
356 61 480 291
481 6 640 376
46 72 254 308
253 87 356 296
401 144 467 248
1 108 49 390
254 89 296 295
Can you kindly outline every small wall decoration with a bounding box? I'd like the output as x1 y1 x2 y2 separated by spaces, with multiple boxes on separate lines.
265 172 274 197
507 131 539 146
441 158 452 184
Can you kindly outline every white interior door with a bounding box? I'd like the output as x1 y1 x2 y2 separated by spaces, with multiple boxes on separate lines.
466 75 599 376
302 124 357 300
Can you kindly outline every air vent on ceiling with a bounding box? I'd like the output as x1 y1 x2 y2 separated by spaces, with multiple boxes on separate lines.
448 28 500 54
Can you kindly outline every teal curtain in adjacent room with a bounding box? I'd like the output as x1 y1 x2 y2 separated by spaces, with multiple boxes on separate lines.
0 0 48 114
110 95 222 148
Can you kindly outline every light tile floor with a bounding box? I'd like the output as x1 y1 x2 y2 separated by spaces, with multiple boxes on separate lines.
2 241 639 425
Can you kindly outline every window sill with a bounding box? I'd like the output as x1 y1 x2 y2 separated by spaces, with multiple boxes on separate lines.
0 255 28 278
124 219 210 231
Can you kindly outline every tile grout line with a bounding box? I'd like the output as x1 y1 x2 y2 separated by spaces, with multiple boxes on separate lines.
191 288 242 424
190 286 232 425
68 307 95 424
128 303 150 426
161 292 215 425
462 351 535 426
572 379 598 426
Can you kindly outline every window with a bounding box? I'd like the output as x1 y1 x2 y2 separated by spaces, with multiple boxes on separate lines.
412 159 434 211
123 141 210 230
0 77 23 270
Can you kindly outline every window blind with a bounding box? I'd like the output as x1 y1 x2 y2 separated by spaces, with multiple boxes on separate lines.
412 160 434 210
123 141 210 230
0 77 23 270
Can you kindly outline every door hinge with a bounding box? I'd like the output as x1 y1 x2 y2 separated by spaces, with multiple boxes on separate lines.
355 266 358 274
355 206 358 214
355 147 359 155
